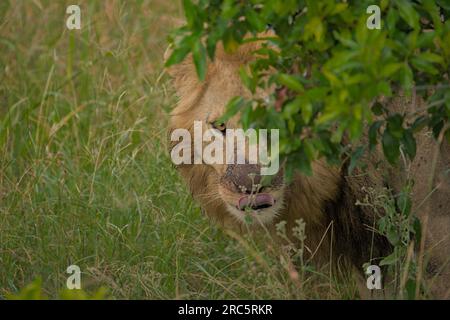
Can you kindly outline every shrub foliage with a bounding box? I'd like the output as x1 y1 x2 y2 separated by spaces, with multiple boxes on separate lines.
166 0 450 175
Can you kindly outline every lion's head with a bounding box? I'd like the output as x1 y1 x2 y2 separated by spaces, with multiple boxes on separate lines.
165 42 341 229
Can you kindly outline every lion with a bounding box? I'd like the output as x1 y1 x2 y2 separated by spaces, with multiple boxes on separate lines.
165 40 450 299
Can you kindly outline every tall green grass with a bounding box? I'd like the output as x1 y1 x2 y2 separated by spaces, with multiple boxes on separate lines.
0 0 357 299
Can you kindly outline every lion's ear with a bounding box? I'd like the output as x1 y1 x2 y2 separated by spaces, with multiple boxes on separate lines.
164 47 198 97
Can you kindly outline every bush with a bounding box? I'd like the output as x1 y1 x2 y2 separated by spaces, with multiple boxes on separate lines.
166 0 450 175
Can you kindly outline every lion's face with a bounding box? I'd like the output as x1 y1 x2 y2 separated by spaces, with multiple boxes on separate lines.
167 44 286 226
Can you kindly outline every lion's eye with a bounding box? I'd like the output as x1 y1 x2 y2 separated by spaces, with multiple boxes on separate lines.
212 121 227 134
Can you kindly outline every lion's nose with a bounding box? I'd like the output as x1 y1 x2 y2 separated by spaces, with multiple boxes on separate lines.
224 164 274 194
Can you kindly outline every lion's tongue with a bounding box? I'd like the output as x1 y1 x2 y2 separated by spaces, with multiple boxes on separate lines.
238 194 274 211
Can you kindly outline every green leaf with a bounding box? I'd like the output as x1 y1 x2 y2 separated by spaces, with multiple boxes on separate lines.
305 17 324 43
183 0 197 29
387 114 404 139
418 52 444 64
303 139 316 160
369 121 383 149
411 57 439 75
221 0 240 19
239 67 255 93
193 40 207 81
301 100 313 123
436 0 450 10
298 150 313 176
402 129 416 160
277 74 304 92
417 31 436 49
381 63 403 77
165 45 191 67
382 129 400 164
396 0 420 29
223 29 239 53
387 227 401 246
397 190 412 216
423 0 443 32
283 98 301 118
380 252 398 266
400 63 414 90
246 10 265 32
218 97 245 123
386 8 399 31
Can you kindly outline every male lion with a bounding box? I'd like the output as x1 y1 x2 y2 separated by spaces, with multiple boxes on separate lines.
165 41 450 299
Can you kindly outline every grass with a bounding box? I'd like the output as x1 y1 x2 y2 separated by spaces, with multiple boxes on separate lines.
2 0 441 301
0 0 356 300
